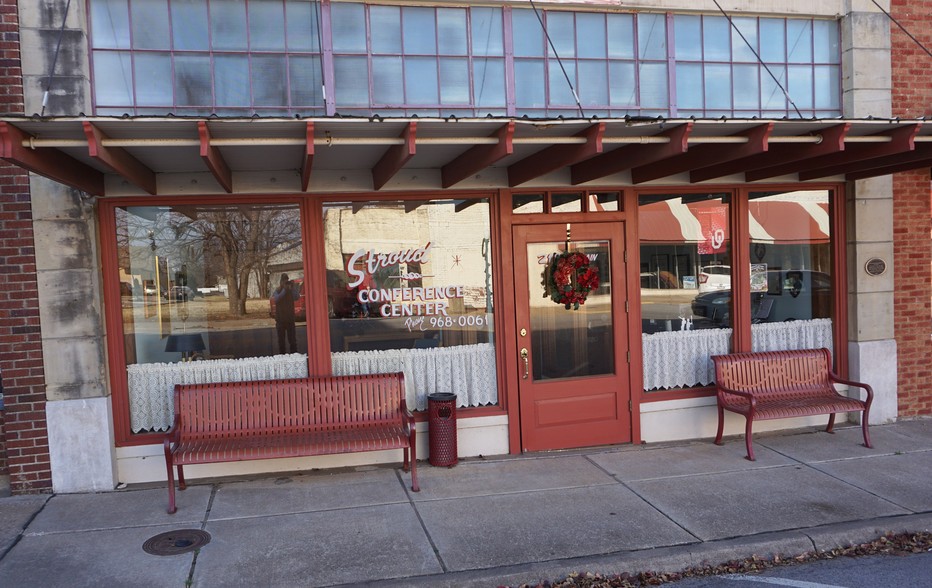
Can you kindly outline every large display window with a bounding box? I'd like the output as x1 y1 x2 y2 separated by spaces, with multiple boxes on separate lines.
114 202 307 434
323 197 498 411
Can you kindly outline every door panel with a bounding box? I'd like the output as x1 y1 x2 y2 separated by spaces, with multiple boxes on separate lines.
513 223 631 452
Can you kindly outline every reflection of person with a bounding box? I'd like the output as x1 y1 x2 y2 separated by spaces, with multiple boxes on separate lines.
272 274 300 354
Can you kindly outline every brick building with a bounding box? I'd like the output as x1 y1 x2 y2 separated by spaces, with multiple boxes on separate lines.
0 0 930 495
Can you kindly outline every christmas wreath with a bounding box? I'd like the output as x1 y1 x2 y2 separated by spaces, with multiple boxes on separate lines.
542 251 601 310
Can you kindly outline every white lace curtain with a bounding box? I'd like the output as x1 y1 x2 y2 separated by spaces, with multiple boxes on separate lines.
126 353 310 433
126 343 499 432
642 319 833 391
331 343 498 411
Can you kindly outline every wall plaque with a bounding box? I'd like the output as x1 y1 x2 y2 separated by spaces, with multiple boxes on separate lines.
865 257 887 277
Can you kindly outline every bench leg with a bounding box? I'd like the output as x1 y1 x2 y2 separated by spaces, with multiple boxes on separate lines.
165 457 177 515
714 405 725 446
409 432 420 492
744 417 756 461
825 413 836 434
861 408 873 449
177 464 187 491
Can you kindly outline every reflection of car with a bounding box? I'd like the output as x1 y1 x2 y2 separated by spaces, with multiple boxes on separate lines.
698 265 731 293
164 286 195 301
640 271 679 289
691 269 831 326
269 277 306 322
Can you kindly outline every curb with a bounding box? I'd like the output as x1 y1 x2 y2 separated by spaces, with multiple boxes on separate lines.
371 512 932 588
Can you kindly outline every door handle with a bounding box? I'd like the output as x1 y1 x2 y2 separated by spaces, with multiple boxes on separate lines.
520 348 529 380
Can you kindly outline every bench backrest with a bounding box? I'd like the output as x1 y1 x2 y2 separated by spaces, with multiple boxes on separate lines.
173 373 407 438
712 348 833 400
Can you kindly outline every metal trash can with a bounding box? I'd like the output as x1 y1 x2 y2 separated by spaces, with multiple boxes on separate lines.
427 393 458 467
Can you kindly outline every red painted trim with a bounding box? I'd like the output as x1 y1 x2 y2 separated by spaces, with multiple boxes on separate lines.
441 122 514 188
571 122 693 185
83 122 157 194
372 122 417 190
197 121 233 193
507 122 605 187
831 185 849 377
0 122 105 195
301 121 315 191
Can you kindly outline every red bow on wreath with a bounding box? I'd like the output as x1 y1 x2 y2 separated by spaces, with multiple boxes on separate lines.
542 251 601 310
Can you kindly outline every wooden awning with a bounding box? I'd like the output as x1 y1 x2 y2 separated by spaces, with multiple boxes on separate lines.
2 116 929 196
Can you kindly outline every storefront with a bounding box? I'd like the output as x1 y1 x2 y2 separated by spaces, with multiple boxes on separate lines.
1 0 929 493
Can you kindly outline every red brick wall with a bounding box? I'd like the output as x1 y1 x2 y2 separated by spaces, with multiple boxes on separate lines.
0 0 52 492
891 0 932 417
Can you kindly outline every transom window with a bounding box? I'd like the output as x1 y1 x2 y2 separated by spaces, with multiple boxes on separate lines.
89 1 842 119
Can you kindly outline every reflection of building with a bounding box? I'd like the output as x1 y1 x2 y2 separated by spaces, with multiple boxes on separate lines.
0 1 930 496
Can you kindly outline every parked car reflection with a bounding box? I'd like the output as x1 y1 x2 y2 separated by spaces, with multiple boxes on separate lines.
691 269 831 326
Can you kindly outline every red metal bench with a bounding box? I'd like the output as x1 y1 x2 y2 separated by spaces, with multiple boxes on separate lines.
712 348 873 461
163 372 419 514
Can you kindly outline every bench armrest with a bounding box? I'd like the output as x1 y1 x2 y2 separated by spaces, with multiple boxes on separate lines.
715 383 758 410
400 399 415 436
828 373 874 404
163 413 182 452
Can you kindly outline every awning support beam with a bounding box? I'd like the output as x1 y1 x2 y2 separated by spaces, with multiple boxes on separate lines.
508 122 604 187
83 122 156 194
198 121 233 193
689 123 850 183
632 123 773 184
441 122 514 188
301 121 315 192
372 122 416 190
0 122 105 195
571 122 693 185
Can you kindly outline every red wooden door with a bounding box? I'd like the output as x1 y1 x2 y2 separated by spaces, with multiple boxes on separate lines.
512 223 631 452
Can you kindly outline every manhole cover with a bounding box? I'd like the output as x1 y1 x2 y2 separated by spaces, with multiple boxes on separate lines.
143 529 211 556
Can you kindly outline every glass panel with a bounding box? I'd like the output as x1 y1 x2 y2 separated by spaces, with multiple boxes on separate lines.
607 14 635 59
674 15 701 60
515 60 546 109
761 65 788 111
513 193 544 214
116 202 305 434
438 9 468 55
473 58 505 109
289 55 324 106
170 0 209 51
471 7 504 57
91 0 131 49
813 20 839 63
285 0 318 51
173 54 211 106
370 6 401 53
734 64 760 110
731 17 758 62
324 199 497 411
704 64 732 110
639 193 731 392
548 61 577 106
529 240 613 380
577 13 606 59
249 0 286 51
814 65 840 111
405 57 439 105
676 63 703 109
609 61 636 106
638 13 667 60
403 7 437 54
372 56 404 105
131 0 170 49
94 51 134 105
638 63 669 109
787 20 813 63
759 19 786 63
333 56 370 107
209 0 247 50
439 58 470 104
592 192 620 212
252 55 288 106
551 193 582 213
214 55 250 106
547 12 576 58
749 190 833 352
788 65 814 109
134 53 172 106
578 61 608 107
331 3 367 53
703 16 730 61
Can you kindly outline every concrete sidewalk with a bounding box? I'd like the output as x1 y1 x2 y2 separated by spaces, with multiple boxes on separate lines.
0 419 930 587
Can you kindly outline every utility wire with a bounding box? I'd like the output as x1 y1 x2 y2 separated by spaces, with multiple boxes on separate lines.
711 0 803 119
528 0 586 118
41 0 73 117
870 0 932 60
